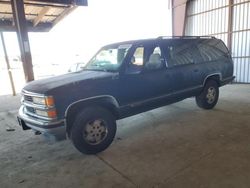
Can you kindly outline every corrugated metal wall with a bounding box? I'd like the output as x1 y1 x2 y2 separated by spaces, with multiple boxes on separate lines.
185 0 250 83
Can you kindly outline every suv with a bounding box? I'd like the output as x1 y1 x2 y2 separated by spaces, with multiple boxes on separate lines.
17 36 234 154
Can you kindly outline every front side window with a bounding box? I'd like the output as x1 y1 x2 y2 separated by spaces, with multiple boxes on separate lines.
133 47 144 66
126 46 144 74
85 44 132 72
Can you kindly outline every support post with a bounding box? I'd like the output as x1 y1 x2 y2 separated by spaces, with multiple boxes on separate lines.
0 32 16 96
11 0 34 82
172 0 188 36
227 0 233 54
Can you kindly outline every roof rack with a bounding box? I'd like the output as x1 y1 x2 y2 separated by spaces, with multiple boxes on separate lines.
157 36 216 39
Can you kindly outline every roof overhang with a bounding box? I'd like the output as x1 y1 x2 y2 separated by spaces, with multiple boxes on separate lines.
0 0 88 32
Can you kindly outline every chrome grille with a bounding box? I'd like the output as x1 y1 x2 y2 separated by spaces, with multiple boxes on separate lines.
25 106 35 114
24 95 33 102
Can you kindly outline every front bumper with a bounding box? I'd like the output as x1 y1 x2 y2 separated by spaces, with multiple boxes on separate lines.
17 106 66 140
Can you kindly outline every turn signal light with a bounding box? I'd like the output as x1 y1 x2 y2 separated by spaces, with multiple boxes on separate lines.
45 96 55 107
47 110 57 118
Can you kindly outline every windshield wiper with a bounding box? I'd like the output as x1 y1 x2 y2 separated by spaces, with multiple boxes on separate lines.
84 68 108 72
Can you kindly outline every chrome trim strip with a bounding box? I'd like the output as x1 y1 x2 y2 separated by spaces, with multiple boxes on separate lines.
65 95 119 117
22 90 56 117
124 74 232 108
22 90 46 97
24 101 55 110
22 90 54 101
202 73 222 86
221 76 235 82
19 106 64 126
124 74 233 108
127 85 203 108
24 108 57 121
23 122 65 134
23 101 55 110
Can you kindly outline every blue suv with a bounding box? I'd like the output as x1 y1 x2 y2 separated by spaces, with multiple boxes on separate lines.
17 36 234 154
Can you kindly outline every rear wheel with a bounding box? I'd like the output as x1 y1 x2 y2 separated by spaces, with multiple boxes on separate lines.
70 106 116 154
195 80 219 109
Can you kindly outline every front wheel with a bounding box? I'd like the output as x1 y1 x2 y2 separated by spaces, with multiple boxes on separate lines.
70 106 117 154
195 80 219 109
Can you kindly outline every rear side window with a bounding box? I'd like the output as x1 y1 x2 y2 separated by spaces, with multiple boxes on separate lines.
197 39 229 62
167 41 195 67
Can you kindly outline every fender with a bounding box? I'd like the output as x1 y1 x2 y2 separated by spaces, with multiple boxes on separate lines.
65 95 120 118
203 73 222 86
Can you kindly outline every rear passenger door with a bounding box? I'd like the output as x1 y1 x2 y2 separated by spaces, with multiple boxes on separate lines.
162 39 202 93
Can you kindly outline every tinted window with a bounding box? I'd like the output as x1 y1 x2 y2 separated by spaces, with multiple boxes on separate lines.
144 46 164 71
86 44 132 72
197 39 229 62
133 47 144 66
126 46 144 74
167 42 195 67
213 40 229 55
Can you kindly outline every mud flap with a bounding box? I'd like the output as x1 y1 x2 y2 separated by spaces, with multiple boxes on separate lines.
17 117 31 130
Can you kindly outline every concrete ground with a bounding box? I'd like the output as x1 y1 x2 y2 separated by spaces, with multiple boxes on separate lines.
0 84 250 188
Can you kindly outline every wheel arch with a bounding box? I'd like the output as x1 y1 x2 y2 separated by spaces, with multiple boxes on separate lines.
203 73 222 87
65 95 119 135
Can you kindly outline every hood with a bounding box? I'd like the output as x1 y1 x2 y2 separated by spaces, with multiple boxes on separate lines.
23 70 116 94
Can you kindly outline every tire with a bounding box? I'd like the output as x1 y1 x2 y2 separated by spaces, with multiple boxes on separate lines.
70 106 117 154
195 80 219 109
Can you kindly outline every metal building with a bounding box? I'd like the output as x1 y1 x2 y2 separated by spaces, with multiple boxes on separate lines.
184 0 250 83
0 0 87 95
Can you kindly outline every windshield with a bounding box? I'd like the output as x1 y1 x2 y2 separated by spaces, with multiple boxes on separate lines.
85 44 132 72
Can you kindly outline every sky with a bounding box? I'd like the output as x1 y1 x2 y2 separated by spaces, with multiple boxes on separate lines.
2 0 172 66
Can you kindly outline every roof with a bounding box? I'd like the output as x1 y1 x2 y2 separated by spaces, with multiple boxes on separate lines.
103 36 218 48
0 0 87 32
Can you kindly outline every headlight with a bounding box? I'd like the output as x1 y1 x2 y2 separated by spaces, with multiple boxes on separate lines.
32 96 55 107
35 109 57 118
32 97 46 105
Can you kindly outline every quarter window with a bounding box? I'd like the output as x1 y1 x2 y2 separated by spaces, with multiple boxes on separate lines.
198 44 220 61
197 40 229 62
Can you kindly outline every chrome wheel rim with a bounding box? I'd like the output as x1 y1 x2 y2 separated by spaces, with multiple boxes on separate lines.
83 119 108 145
206 87 216 104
